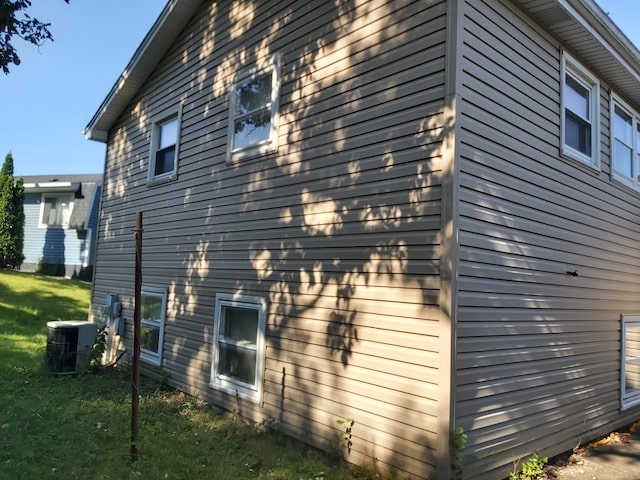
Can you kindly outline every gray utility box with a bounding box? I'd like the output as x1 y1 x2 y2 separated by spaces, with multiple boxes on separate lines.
46 321 98 375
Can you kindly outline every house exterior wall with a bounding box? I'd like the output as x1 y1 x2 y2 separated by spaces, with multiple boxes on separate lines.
456 0 640 478
90 0 450 477
22 192 93 279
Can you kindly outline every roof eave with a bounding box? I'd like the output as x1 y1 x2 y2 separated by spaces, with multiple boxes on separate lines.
83 0 204 143
513 0 640 107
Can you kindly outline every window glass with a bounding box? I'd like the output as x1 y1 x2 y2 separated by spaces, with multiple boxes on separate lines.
613 107 633 177
141 324 160 354
228 56 280 160
218 343 257 384
614 140 633 177
561 54 599 168
41 194 73 227
233 113 272 150
565 75 590 120
233 72 273 150
564 112 591 156
159 118 178 149
564 74 592 156
142 293 163 322
155 146 175 176
149 113 180 183
636 122 640 177
140 289 166 364
622 316 640 409
221 306 258 343
611 98 640 184
236 73 272 115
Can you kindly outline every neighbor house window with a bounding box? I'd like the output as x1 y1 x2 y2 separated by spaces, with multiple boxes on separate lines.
622 315 640 409
561 52 600 169
611 95 640 188
227 54 281 162
40 193 74 228
148 111 181 184
210 293 266 403
140 286 167 365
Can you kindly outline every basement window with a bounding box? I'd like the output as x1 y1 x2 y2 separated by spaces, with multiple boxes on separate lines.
561 52 600 169
621 315 640 409
210 293 266 403
140 287 167 366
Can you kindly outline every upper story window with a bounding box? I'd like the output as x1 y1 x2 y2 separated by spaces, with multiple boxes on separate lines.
148 111 181 184
561 52 600 169
40 193 73 228
611 95 640 188
140 286 167 365
227 54 281 162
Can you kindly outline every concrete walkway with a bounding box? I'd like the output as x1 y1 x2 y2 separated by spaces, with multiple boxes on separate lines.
549 423 640 480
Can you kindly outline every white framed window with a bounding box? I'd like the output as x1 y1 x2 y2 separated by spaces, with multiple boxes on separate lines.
140 286 167 366
227 54 281 162
622 315 640 409
561 52 600 169
39 193 74 228
610 95 640 189
148 110 181 184
210 293 266 403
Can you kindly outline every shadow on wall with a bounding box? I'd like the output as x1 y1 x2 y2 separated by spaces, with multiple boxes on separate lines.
39 227 66 276
94 0 452 478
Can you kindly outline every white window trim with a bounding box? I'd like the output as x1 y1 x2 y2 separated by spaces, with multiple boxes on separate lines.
226 54 281 163
147 107 182 185
38 192 74 229
610 93 640 189
140 286 167 366
210 293 266 404
621 314 640 410
561 51 601 170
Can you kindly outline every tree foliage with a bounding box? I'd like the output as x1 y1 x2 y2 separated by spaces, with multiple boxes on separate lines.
0 152 25 269
0 0 69 74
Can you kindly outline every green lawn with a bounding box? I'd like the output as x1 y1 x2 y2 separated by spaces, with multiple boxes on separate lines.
0 271 378 480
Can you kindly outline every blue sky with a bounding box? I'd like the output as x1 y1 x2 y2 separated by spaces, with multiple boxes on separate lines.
0 1 165 176
0 1 638 176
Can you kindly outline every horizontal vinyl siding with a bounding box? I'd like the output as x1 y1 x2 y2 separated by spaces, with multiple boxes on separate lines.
457 0 640 478
90 0 448 478
22 192 90 276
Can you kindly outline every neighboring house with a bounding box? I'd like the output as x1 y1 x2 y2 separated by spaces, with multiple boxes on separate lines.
83 0 640 478
22 174 102 280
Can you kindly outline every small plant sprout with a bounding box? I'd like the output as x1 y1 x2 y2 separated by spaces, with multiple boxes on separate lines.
450 426 467 480
509 452 548 480
336 418 354 454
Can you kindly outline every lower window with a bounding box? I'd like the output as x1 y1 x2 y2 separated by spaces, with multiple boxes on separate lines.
622 315 640 409
140 287 167 365
210 293 266 403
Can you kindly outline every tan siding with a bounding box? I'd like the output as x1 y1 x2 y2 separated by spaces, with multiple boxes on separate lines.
90 0 448 478
458 0 640 478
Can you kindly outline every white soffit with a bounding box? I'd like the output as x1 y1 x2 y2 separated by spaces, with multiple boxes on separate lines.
514 0 640 107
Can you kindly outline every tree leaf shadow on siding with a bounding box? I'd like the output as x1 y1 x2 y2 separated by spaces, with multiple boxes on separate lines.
94 0 451 478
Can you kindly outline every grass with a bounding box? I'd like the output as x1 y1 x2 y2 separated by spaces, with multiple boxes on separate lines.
0 270 381 480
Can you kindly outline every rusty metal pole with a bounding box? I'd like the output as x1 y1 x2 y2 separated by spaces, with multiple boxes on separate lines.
131 211 142 461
